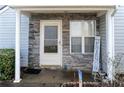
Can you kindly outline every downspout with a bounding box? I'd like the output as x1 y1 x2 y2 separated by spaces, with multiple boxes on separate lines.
111 5 119 81
111 5 119 60
111 5 119 59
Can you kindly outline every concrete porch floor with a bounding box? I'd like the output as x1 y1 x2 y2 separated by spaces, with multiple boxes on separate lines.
21 69 78 84
0 69 92 87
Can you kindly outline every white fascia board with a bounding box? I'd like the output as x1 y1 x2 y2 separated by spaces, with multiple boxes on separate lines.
10 6 115 12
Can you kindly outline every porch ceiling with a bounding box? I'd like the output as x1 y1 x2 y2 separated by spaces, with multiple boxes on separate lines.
10 5 115 14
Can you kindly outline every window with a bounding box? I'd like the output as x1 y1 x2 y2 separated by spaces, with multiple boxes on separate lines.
70 20 95 54
44 26 58 53
85 37 94 53
71 37 82 53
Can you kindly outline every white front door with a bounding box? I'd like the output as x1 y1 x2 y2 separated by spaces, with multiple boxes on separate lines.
40 20 62 66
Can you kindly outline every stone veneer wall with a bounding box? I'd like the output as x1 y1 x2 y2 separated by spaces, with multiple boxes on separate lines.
29 13 98 71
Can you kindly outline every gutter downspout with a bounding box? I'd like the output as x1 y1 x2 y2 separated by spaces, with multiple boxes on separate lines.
111 5 119 81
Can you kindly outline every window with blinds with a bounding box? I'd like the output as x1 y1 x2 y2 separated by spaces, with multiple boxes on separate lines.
70 20 95 54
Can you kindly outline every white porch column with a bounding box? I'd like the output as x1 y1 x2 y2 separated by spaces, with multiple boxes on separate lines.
106 10 115 81
14 10 21 83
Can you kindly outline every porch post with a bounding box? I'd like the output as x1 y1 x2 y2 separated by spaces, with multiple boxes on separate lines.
13 9 21 83
106 10 115 81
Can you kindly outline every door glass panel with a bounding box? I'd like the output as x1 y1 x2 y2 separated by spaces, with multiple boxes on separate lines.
45 26 58 39
44 26 58 53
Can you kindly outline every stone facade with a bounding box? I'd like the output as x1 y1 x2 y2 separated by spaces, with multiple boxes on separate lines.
29 20 40 67
29 13 98 71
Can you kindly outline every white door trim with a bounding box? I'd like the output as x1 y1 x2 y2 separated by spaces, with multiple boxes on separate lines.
39 20 62 66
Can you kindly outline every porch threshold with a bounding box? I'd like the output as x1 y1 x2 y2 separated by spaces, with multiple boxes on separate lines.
40 65 62 70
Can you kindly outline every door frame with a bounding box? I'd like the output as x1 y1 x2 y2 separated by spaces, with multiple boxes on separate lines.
39 20 62 67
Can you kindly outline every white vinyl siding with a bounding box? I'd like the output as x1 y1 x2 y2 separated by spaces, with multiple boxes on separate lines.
0 7 29 67
114 6 124 73
114 6 124 54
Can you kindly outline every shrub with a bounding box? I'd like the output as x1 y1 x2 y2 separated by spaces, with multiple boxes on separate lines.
0 49 15 80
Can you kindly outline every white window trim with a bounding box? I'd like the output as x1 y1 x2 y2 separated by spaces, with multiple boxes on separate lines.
70 20 96 54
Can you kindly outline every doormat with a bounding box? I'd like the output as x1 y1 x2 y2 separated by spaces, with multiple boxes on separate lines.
23 68 41 74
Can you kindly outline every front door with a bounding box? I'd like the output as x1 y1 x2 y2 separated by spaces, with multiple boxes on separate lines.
40 20 62 66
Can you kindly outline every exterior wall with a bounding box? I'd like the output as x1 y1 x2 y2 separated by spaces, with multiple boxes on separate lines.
114 6 124 73
0 7 29 67
29 13 97 71
99 14 107 73
1 6 124 73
